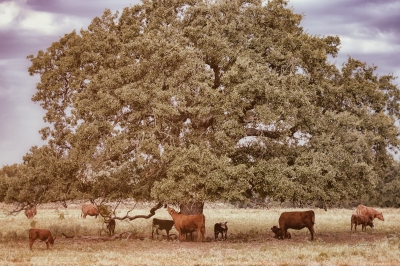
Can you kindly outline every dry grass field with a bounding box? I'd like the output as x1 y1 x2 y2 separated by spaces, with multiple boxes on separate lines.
0 203 399 266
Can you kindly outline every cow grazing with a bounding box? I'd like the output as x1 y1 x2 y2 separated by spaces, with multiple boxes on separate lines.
356 204 384 221
278 210 315 240
152 218 175 240
214 222 228 240
271 225 291 239
167 206 205 242
81 204 99 219
351 214 374 232
105 218 116 236
29 229 55 250
25 206 37 219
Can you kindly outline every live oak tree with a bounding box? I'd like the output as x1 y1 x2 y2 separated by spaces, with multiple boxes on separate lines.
4 0 399 208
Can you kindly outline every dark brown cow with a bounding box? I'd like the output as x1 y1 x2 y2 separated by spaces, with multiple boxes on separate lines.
25 206 37 219
278 210 315 240
106 218 116 236
351 214 374 232
271 225 291 239
29 229 55 250
356 204 384 221
81 204 99 219
152 218 174 240
167 206 205 242
214 222 228 240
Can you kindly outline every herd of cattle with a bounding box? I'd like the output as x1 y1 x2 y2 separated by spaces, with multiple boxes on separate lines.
25 203 384 250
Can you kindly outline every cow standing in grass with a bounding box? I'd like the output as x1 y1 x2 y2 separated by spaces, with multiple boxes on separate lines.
81 204 99 219
214 222 228 240
356 204 384 221
167 206 205 242
278 210 315 240
351 214 374 232
25 206 37 219
152 218 174 240
29 229 55 250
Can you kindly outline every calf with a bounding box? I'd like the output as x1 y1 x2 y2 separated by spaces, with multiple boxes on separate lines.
152 218 175 240
214 222 228 240
105 218 116 236
271 225 291 239
29 229 55 250
25 206 37 219
278 210 315 240
167 206 205 242
351 214 374 232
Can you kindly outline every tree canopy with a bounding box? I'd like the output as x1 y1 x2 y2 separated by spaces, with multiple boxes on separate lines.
1 0 399 208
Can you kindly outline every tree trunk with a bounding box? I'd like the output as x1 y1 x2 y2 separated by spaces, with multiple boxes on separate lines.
179 202 204 215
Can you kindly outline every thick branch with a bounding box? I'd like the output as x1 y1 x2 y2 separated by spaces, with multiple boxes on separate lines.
112 202 163 221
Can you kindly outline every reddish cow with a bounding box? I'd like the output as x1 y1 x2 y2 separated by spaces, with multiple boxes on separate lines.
167 206 205 242
81 204 99 219
29 229 55 250
278 210 315 240
271 225 291 239
351 214 374 232
25 206 37 219
356 204 384 221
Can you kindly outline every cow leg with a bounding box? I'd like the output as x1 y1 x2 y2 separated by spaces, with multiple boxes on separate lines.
45 241 50 250
214 231 219 240
308 225 315 240
166 230 170 241
29 240 34 250
280 227 286 240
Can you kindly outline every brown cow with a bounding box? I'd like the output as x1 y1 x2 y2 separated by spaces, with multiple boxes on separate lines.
25 206 37 219
29 228 55 250
167 206 205 242
271 225 291 239
278 210 315 240
351 214 374 232
81 204 99 219
356 204 384 221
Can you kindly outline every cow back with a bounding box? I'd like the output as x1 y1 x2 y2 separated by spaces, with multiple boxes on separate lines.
279 210 315 229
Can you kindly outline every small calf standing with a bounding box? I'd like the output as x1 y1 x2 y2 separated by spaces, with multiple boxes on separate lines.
29 229 55 250
271 225 291 239
152 218 175 240
351 214 374 232
106 218 116 236
214 222 228 240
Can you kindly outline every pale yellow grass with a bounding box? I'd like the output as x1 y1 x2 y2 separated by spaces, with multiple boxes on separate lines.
0 204 399 265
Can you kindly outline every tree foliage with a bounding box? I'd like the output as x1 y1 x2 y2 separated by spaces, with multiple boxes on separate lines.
2 0 399 207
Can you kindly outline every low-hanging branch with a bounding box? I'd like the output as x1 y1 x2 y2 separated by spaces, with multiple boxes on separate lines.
111 201 164 221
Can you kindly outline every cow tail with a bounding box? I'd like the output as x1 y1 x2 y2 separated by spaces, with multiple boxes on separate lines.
312 211 315 224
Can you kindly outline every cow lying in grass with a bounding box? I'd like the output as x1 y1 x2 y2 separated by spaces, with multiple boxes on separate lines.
152 218 175 240
271 225 291 239
167 206 205 242
351 214 374 232
29 228 55 250
214 222 228 240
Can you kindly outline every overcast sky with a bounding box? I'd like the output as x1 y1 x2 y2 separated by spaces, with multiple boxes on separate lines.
0 0 399 167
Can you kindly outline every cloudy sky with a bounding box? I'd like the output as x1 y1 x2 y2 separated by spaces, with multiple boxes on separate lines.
0 0 399 167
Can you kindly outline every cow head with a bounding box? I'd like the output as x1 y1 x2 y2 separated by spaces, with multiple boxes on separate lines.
271 225 280 234
376 212 384 221
167 206 177 216
220 222 228 230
